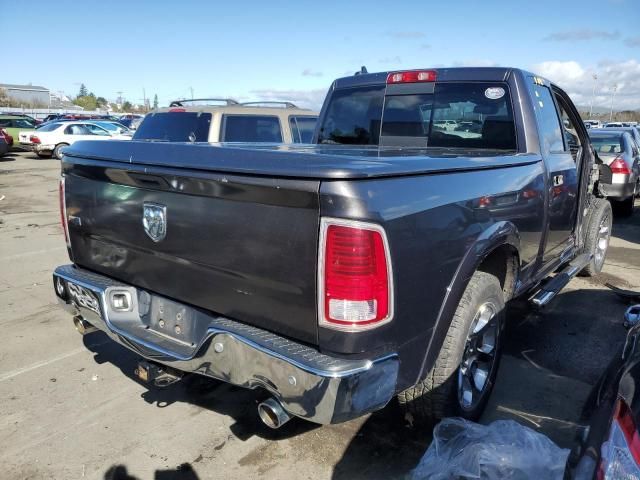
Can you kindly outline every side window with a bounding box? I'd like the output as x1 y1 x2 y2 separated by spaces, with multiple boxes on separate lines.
289 116 317 143
553 92 583 162
222 115 282 142
64 125 76 135
85 124 110 136
529 84 564 155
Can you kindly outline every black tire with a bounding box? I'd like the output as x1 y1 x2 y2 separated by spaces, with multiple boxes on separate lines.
580 198 613 277
398 271 504 425
36 151 52 158
615 196 635 217
53 143 68 160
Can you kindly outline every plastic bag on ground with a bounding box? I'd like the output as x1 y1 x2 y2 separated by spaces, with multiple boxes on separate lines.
412 417 569 480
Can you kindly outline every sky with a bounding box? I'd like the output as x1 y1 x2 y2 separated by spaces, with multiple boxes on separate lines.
2 0 639 111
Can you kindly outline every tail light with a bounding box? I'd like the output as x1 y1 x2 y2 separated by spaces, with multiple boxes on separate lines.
59 177 71 248
387 70 437 84
0 128 7 139
598 399 640 479
319 218 393 331
30 135 41 144
610 157 631 175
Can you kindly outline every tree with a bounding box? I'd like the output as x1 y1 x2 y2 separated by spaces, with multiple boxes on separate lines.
96 96 107 108
153 94 158 110
122 100 133 112
78 83 88 97
0 88 11 107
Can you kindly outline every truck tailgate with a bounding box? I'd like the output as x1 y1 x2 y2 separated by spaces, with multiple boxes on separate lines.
63 159 320 345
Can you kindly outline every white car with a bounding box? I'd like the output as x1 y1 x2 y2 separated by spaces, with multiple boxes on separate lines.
22 121 130 159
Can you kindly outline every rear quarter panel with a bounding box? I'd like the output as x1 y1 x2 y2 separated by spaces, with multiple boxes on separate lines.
319 161 545 389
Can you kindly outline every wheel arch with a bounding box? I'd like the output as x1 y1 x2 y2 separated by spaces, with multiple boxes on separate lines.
413 221 521 385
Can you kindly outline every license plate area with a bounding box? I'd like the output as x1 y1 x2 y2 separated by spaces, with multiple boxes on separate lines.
146 296 195 345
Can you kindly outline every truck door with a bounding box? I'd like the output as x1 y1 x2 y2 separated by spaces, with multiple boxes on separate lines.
528 80 581 266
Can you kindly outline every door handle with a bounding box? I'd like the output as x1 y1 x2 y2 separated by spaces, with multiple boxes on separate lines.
553 175 564 186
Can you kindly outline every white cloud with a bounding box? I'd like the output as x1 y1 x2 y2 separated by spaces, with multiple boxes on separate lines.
248 88 328 111
532 59 640 110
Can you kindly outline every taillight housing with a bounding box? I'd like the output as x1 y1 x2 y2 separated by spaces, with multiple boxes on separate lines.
30 135 41 144
318 218 393 332
610 157 631 175
598 399 640 479
59 177 71 248
387 70 437 84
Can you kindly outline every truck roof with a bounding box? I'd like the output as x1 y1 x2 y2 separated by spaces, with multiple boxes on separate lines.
332 67 537 89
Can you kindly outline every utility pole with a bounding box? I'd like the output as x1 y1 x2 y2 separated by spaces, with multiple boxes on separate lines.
589 74 598 119
609 84 618 122
189 86 194 100
116 91 123 109
142 88 147 112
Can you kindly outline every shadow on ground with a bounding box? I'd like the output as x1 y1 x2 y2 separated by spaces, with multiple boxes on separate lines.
104 463 200 480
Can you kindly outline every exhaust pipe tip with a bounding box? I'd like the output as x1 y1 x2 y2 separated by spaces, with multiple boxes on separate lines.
73 315 97 335
258 397 291 429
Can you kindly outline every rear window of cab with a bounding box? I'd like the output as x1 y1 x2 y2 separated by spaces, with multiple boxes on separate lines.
317 82 516 151
133 112 212 142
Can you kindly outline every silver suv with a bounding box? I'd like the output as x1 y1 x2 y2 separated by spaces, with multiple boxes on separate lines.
133 99 318 144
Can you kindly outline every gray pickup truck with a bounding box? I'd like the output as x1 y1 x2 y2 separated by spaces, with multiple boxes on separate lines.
53 67 612 429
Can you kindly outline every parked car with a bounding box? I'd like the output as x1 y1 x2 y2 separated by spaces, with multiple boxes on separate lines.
53 67 609 430
589 130 639 215
0 135 8 157
133 99 318 143
584 120 602 129
0 128 13 147
27 121 130 159
565 304 640 479
602 126 640 156
0 115 36 144
118 114 145 130
604 122 624 128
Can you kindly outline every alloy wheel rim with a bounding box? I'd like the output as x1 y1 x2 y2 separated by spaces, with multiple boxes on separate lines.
594 212 611 268
458 301 499 411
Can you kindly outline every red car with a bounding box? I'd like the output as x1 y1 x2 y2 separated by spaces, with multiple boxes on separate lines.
0 128 13 146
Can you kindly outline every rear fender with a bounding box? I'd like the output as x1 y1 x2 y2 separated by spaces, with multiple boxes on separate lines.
414 221 520 384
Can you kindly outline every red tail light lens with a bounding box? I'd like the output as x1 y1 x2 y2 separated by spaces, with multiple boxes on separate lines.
30 135 41 144
387 70 437 84
598 399 640 479
169 108 186 112
0 128 7 138
59 177 70 248
319 219 393 331
610 157 631 175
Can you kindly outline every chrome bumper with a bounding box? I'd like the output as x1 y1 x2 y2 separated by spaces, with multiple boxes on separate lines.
53 265 398 425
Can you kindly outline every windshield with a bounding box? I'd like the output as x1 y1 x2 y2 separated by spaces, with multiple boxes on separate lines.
318 82 516 150
589 134 625 155
133 112 211 142
37 122 63 132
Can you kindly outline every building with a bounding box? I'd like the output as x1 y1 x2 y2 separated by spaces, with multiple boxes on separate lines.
0 83 50 107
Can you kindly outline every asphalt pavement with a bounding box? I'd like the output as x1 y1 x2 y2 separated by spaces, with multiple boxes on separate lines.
1 149 639 480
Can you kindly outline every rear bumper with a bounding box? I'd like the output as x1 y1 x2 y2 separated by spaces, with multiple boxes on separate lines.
599 175 636 200
53 264 398 425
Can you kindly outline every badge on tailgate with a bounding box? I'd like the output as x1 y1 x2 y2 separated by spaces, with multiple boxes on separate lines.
142 202 167 242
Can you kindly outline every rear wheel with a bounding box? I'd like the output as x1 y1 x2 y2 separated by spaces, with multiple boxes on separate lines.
53 143 68 160
580 198 613 277
36 151 52 158
398 271 504 425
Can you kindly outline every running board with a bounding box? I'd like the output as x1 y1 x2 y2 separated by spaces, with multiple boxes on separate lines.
530 253 592 308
